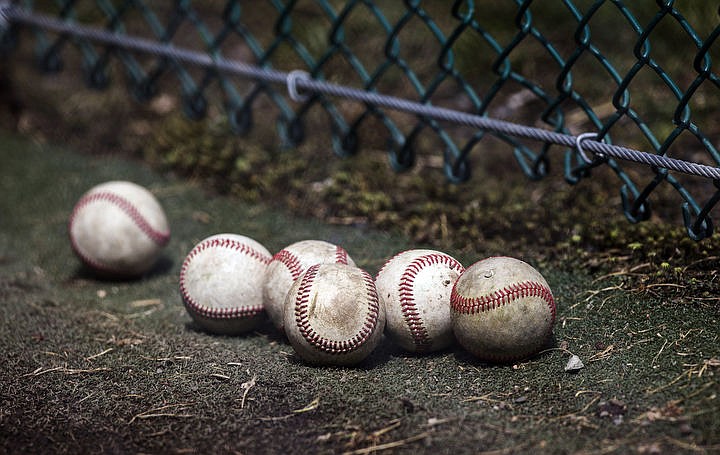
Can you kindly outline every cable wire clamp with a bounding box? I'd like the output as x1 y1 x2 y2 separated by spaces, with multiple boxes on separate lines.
575 132 605 165
287 70 311 103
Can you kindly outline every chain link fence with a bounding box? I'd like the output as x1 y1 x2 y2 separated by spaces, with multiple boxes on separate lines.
1 0 719 239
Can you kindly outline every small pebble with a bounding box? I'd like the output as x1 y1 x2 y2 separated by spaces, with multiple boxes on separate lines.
565 354 585 372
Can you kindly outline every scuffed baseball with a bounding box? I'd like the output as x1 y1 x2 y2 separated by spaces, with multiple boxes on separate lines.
180 233 272 335
375 249 465 353
450 256 556 363
283 263 385 366
263 240 355 333
68 180 170 278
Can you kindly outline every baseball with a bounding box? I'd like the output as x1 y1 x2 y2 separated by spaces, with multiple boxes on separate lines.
179 233 272 335
450 256 556 363
283 263 385 366
68 180 170 278
375 249 465 353
263 239 355 333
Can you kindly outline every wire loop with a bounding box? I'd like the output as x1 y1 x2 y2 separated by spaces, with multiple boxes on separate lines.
287 70 311 103
575 132 606 165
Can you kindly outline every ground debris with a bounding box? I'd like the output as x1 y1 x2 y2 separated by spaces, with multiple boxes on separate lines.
342 431 431 455
635 400 685 423
588 344 615 362
128 403 194 424
239 374 257 409
21 365 111 377
293 396 320 413
565 354 585 372
84 348 114 361
597 398 627 425
340 418 431 455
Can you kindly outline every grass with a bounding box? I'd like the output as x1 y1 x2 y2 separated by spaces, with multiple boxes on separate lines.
1 133 719 454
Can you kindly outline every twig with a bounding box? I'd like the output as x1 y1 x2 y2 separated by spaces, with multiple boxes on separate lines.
293 396 320 413
258 395 319 421
463 392 506 404
425 417 454 427
209 373 231 380
126 309 160 319
129 298 163 308
592 270 646 283
342 431 430 455
95 311 120 322
128 403 194 424
85 348 114 361
141 355 192 362
371 419 401 439
22 366 63 377
240 374 257 409
582 285 625 302
21 366 110 377
587 344 615 362
651 337 669 368
643 283 686 290
64 367 111 375
698 358 720 377
646 370 690 395
576 394 603 415
129 412 194 423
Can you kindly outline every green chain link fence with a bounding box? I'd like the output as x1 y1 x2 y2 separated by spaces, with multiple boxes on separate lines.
1 0 719 239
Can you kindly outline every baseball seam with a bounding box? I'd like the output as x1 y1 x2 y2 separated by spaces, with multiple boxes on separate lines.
275 244 350 281
68 191 170 274
334 245 349 265
399 253 465 351
294 264 380 354
70 191 170 245
450 280 556 323
451 280 555 363
179 237 271 319
274 249 304 280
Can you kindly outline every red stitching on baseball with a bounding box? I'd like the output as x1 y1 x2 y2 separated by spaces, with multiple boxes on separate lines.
294 264 380 354
399 253 465 351
450 280 556 324
70 191 170 246
68 191 170 274
274 249 303 280
274 245 349 281
179 237 271 319
335 245 349 264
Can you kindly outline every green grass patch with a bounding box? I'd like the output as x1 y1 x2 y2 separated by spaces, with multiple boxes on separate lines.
1 133 718 454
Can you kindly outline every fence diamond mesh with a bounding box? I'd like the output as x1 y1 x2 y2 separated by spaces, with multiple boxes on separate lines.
1 0 718 239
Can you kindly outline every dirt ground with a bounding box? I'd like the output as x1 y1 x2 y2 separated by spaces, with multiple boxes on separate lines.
1 133 719 454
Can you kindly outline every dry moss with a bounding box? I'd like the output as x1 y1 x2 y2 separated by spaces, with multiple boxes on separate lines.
142 113 720 305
